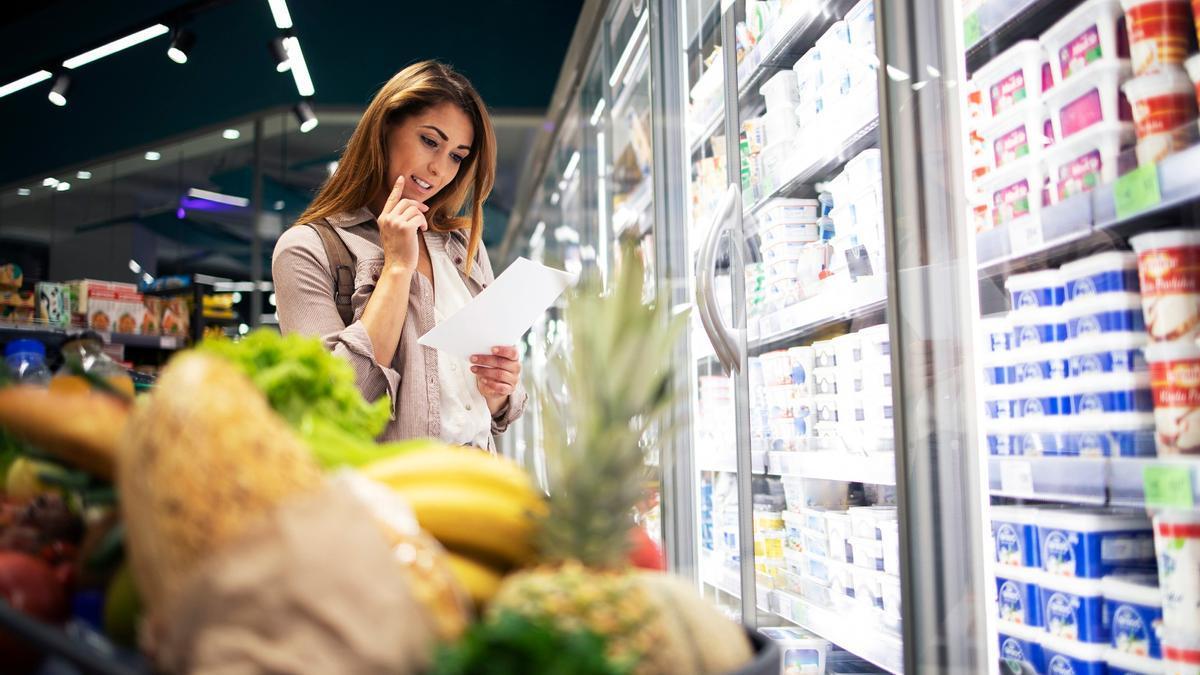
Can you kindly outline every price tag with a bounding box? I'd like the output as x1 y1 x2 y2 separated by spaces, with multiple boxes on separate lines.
964 11 983 48
1144 465 1195 509
1007 217 1045 256
999 460 1035 496
1114 162 1162 220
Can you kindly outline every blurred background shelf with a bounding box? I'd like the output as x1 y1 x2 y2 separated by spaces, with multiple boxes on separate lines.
988 456 1200 508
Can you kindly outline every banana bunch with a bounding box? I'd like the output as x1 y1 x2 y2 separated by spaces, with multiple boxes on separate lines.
362 446 545 608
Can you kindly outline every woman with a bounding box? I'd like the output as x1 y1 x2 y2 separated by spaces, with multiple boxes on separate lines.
273 61 525 452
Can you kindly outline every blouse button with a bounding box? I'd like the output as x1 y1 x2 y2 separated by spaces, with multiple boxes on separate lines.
455 257 463 264
465 403 473 411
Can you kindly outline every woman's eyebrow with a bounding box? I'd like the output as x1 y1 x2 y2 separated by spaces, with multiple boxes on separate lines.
420 124 470 151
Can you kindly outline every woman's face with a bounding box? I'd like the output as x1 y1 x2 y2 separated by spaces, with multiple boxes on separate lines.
384 102 474 204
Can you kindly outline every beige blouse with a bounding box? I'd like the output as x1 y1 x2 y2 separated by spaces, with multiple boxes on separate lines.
272 207 527 452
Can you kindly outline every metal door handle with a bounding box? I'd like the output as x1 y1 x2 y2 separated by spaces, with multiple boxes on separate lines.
695 183 745 374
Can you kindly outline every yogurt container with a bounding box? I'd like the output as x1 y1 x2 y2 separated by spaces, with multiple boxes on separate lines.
993 505 1044 567
881 573 901 626
1154 510 1200 632
1043 121 1137 201
1009 416 1072 455
984 352 1019 386
1068 372 1154 416
1131 229 1200 343
813 339 838 368
763 239 815 265
858 323 891 362
845 148 882 187
1015 380 1073 418
999 620 1048 674
851 566 885 610
998 565 1046 626
1047 58 1135 142
985 421 1016 455
848 536 885 572
1120 0 1193 76
972 40 1049 120
1065 292 1147 338
812 367 839 395
1122 66 1199 164
1065 331 1149 377
783 510 806 551
1063 251 1142 300
1041 0 1130 84
832 332 863 367
983 313 1015 353
1041 634 1110 674
1013 342 1070 382
879 520 899 575
1145 340 1200 455
759 350 795 385
1163 631 1200 674
1106 648 1167 674
1037 508 1155 578
849 505 897 540
1061 412 1157 457
1011 306 1069 347
759 221 821 247
1103 573 1165 658
986 103 1054 170
825 511 852 562
984 156 1050 231
1041 572 1108 642
1008 269 1067 309
787 346 816 389
757 197 822 225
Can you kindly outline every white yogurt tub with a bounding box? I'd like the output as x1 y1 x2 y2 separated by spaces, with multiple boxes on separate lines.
857 323 891 361
985 103 1054 172
1154 510 1200 634
973 40 1049 120
1122 66 1199 164
1163 630 1200 674
1012 342 1070 383
1038 508 1155 578
879 520 899 575
849 505 897 540
984 419 1016 455
1041 572 1109 642
881 573 901 626
1040 0 1128 84
813 395 840 424
1064 292 1147 338
1062 250 1141 300
762 238 814 264
1102 573 1164 659
812 367 839 395
1144 339 1200 455
1045 58 1134 141
832 332 863 367
844 148 881 188
1043 122 1136 202
1130 229 1200 343
1060 412 1157 457
824 511 852 562
757 197 821 225
992 504 1044 567
759 220 821 247
834 364 861 397
1007 269 1066 309
998 564 1047 626
998 620 1048 674
1010 415 1073 455
1106 648 1166 675
983 155 1049 231
850 566 885 611
813 339 838 368
848 536 885 572
982 313 1015 352
1068 371 1154 416
1041 633 1110 674
1010 306 1069 347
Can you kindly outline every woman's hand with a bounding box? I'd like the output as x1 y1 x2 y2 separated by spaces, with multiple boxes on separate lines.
378 175 429 272
471 346 521 415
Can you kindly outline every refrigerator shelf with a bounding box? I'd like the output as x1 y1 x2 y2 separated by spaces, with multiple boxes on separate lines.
749 275 888 353
772 590 904 674
767 450 896 485
977 143 1200 278
701 553 774 611
0 322 183 351
988 456 1200 508
963 0 1067 76
697 450 770 474
688 104 725 156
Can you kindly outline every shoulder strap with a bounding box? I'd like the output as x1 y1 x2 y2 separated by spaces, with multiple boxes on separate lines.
306 221 355 326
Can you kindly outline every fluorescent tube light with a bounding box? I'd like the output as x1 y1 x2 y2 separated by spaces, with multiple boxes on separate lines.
187 188 250 207
0 70 51 98
64 24 169 69
267 0 293 29
282 36 314 97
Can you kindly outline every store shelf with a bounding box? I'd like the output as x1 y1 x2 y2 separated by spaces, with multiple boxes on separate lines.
767 449 896 485
689 106 725 156
977 142 1200 278
744 113 880 220
700 552 773 611
697 450 770 474
0 323 183 351
772 590 904 674
963 0 1070 76
749 275 888 354
988 456 1200 508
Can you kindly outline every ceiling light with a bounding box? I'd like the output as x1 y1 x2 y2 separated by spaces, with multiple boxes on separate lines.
589 98 606 126
64 24 169 69
47 74 69 106
142 272 154 285
268 293 277 306
144 151 161 161
222 128 240 140
128 260 143 274
269 35 291 72
281 36 314 97
326 161 339 175
273 200 285 210
167 28 195 64
0 70 51 99
609 11 648 87
563 151 581 181
187 188 250 207
238 323 250 336
550 192 560 205
76 170 92 179
56 182 70 191
42 177 59 187
267 0 293 29
231 292 242 303
17 188 31 196
293 101 318 133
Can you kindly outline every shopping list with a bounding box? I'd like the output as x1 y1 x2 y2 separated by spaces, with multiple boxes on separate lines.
418 257 576 361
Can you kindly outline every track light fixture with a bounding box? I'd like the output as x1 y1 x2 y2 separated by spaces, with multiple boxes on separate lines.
269 35 291 72
47 73 70 107
293 101 318 133
167 28 196 64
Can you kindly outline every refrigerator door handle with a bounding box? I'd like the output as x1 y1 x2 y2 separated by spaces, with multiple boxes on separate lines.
695 182 744 374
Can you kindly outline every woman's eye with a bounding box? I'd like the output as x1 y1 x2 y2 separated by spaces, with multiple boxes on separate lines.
421 136 437 148
451 154 464 164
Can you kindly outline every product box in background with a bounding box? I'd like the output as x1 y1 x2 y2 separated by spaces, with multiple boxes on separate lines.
0 288 35 324
0 263 23 289
34 282 71 328
161 296 190 337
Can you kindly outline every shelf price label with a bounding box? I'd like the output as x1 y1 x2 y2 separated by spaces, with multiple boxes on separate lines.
1143 465 1195 510
1114 162 1162 220
964 11 983 48
999 460 1035 496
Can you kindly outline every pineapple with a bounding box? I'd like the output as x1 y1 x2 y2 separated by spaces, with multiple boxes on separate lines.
488 239 754 674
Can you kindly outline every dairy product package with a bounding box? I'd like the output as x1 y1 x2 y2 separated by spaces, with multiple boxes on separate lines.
985 103 1054 172
1045 59 1134 142
1038 508 1156 577
1131 229 1200 342
1011 416 1073 455
1120 0 1193 75
1044 121 1137 201
1008 269 1067 309
1122 66 1199 163
1041 633 1111 674
848 536 885 572
849 505 897 540
983 313 1015 353
1145 340 1200 454
1013 343 1069 382
850 566 885 610
1163 631 1200 673
993 505 1044 567
879 520 899 575
973 40 1049 120
1062 412 1157 457
1041 572 1109 642
1068 371 1154 416
998 621 1047 674
998 565 1045 626
1065 332 1148 378
782 510 805 552
1153 511 1200 632
1106 648 1167 674
832 332 863 368
984 156 1049 231
1103 573 1165 658
1062 251 1142 300
1011 306 1069 348
1066 292 1147 338
1040 0 1129 84
813 339 838 368
758 627 829 674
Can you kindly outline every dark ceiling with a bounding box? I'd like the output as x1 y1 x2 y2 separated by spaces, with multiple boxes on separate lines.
0 0 583 186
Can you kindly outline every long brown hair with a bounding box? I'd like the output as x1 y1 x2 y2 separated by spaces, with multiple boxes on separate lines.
296 60 496 274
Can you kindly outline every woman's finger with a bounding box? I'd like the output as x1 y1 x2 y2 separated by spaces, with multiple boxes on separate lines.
474 366 517 386
470 355 519 373
382 176 406 214
490 346 518 360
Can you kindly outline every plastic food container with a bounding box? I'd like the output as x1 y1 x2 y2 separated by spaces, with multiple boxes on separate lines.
1063 251 1141 300
825 511 852 562
983 156 1049 230
762 239 813 265
1122 66 1199 163
985 103 1054 171
1041 634 1110 674
803 527 831 559
881 574 901 625
1065 332 1148 377
787 346 816 389
800 551 834 586
998 565 1045 626
1014 380 1073 418
812 367 838 396
982 313 1014 352
758 197 822 224
759 351 794 385
1145 340 1200 455
1069 371 1154 415
834 365 861 398
1012 343 1069 382
858 323 891 362
813 339 838 368
1103 573 1164 658
998 621 1047 674
1163 631 1200 673
973 40 1049 120
982 352 1017 386
1106 648 1167 674
1061 412 1157 457
984 385 1017 420
782 510 805 551
848 536 885 572
1153 510 1200 632
1041 573 1108 642
1065 292 1147 338
1037 508 1155 578
832 332 863 367
1131 229 1200 342
845 0 876 51
993 505 1043 567
985 423 1015 455
1010 416 1072 455
1043 122 1137 201
1010 306 1069 348
845 148 882 189
1120 0 1193 76
849 506 896 541
1045 59 1134 141
1040 0 1129 83
879 520 899 575
1007 269 1066 309
759 221 821 247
